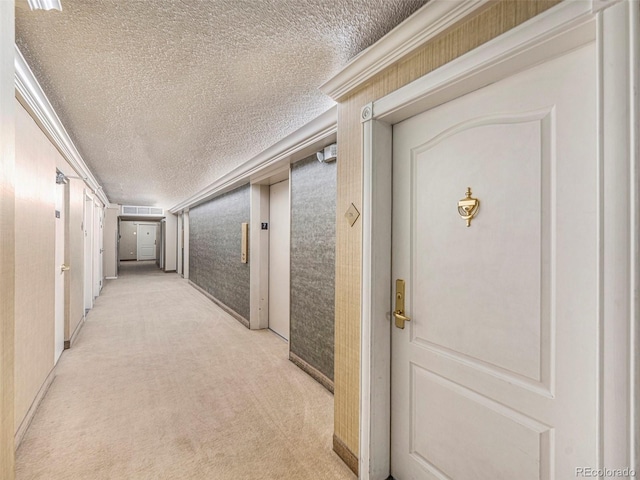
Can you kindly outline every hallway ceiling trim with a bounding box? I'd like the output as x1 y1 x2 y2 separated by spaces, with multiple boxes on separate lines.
320 0 491 100
14 45 109 206
170 106 337 213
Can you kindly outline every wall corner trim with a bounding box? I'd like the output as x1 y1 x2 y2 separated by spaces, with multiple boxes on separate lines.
13 45 109 206
169 106 337 213
319 0 492 101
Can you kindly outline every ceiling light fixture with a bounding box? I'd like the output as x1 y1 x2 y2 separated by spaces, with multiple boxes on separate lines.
27 0 62 11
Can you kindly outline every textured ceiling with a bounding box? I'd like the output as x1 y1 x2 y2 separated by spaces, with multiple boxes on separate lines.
15 0 427 208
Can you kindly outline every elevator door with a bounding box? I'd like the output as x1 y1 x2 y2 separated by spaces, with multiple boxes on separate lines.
268 179 290 340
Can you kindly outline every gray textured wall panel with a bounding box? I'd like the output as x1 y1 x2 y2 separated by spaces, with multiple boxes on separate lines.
189 185 250 320
290 155 336 381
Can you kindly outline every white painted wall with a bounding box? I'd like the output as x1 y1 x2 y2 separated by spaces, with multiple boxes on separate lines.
164 212 177 272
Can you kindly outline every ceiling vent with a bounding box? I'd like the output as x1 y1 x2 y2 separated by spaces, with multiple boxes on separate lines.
121 205 164 216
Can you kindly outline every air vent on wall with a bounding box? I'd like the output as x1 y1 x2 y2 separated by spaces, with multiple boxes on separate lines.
121 205 164 216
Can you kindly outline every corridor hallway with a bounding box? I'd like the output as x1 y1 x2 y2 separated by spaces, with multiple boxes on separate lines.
16 262 354 480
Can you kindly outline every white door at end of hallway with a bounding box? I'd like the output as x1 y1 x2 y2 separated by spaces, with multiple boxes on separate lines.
268 179 290 340
54 181 66 364
137 224 157 261
391 44 598 479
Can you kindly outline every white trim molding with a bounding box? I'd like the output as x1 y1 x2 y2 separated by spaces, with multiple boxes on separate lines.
319 0 492 101
14 45 109 206
630 0 640 466
359 1 638 479
169 106 336 213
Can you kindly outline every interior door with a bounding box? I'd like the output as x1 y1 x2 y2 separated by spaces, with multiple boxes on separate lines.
137 224 157 260
98 207 103 288
156 220 162 270
93 202 102 297
268 179 290 340
54 180 66 363
391 44 597 479
84 194 93 310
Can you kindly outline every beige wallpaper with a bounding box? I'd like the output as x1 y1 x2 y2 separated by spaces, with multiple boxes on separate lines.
0 1 15 477
332 0 562 468
14 101 57 429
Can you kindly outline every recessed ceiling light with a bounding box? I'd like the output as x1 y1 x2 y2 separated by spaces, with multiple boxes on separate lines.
27 0 62 11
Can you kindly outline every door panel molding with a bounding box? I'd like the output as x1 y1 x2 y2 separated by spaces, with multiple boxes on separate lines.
360 1 638 478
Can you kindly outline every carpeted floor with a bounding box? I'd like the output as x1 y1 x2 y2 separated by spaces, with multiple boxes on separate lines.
16 261 355 480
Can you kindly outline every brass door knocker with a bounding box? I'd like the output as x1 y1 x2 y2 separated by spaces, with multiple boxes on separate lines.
457 187 479 227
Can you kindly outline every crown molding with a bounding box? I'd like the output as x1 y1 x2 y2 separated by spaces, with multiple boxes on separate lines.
319 0 492 101
169 105 337 213
14 45 109 207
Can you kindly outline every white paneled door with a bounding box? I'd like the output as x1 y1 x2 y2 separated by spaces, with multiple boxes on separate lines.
391 44 597 479
268 179 290 340
137 224 157 261
93 202 103 297
84 194 93 310
54 181 66 364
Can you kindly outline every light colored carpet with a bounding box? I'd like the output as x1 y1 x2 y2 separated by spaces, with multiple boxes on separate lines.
16 261 355 480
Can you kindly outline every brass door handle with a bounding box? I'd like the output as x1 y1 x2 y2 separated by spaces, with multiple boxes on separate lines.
61 264 70 272
393 310 411 329
394 279 411 329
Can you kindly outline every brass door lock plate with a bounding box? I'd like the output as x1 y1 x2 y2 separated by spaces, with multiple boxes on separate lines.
393 279 411 329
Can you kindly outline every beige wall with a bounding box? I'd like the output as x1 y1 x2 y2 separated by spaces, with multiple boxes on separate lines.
332 0 562 469
14 100 57 430
14 99 104 433
65 178 85 342
103 206 119 277
119 221 137 260
0 1 15 477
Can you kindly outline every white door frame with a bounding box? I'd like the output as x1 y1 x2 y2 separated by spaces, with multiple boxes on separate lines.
177 213 183 275
360 1 639 478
